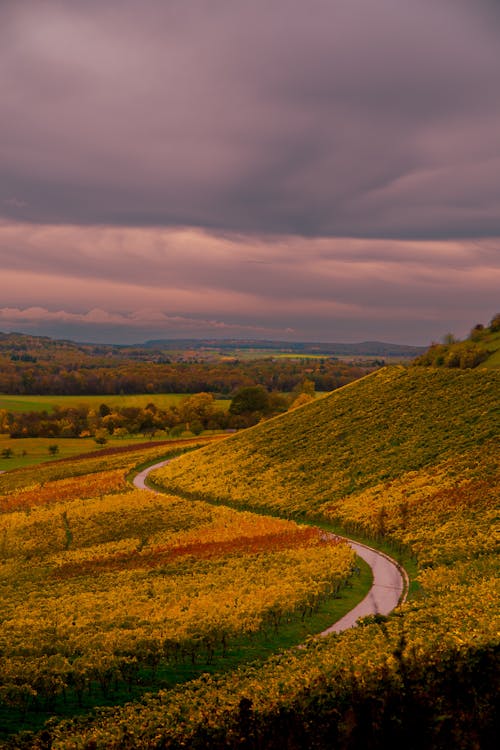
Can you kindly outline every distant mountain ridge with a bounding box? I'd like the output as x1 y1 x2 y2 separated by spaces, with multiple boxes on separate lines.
143 338 425 357
0 331 426 360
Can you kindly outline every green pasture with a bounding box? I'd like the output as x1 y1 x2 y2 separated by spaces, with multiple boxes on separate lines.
0 393 232 414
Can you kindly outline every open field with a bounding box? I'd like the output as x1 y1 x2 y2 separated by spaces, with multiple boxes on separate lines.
0 434 226 471
0 392 232 414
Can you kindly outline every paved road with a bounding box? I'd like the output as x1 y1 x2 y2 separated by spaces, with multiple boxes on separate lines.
132 460 407 635
133 459 172 490
320 540 406 635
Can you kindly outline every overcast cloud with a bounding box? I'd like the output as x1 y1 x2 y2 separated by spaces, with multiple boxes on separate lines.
1 0 499 343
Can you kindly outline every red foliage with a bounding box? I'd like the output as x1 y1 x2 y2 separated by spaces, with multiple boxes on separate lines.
52 527 342 579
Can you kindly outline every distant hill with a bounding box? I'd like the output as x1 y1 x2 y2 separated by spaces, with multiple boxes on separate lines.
143 337 426 358
0 331 425 361
0 331 378 395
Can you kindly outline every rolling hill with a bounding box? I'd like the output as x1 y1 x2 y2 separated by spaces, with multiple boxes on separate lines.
151 366 499 516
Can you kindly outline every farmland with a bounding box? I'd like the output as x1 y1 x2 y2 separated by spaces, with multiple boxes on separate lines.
0 439 368 745
0 393 232 414
0 331 376 396
151 367 499 514
0 435 214 471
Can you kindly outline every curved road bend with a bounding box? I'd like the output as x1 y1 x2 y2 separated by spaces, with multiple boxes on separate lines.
133 460 407 636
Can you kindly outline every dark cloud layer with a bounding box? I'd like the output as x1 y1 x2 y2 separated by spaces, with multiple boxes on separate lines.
2 0 500 237
1 1 499 345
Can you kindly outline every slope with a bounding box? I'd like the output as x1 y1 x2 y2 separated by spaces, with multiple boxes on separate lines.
151 366 499 516
44 364 499 749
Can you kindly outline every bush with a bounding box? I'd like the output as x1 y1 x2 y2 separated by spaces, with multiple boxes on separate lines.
489 312 500 332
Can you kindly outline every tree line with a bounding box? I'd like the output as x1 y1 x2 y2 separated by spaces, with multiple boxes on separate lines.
0 352 374 396
0 383 320 440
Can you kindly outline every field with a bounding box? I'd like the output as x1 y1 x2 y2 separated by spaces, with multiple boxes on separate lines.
0 393 232 414
0 365 498 748
0 435 222 471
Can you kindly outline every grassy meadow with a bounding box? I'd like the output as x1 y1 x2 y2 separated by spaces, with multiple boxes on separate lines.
0 392 232 414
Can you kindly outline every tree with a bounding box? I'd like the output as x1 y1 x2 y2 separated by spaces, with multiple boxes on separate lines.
290 392 314 410
442 333 456 345
229 386 270 416
178 393 216 426
99 403 111 417
292 378 315 397
190 420 204 435
489 312 500 332
469 324 485 342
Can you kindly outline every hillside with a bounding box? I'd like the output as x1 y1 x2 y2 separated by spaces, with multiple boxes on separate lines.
413 312 500 369
151 366 499 515
1 366 498 748
41 364 498 749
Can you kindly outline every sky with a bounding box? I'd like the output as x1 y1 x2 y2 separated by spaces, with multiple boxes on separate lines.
1 0 499 345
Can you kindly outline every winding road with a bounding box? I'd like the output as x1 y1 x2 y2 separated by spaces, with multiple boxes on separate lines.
133 459 407 636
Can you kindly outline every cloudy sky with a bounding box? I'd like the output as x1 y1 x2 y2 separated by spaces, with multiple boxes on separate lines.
1 0 499 344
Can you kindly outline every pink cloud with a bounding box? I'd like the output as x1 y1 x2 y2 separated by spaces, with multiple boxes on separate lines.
0 306 295 335
0 220 499 343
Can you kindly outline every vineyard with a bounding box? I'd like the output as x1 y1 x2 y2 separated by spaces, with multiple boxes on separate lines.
0 440 358 746
0 366 498 748
150 367 499 515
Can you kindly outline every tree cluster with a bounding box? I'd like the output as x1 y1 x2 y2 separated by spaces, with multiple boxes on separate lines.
0 339 373 396
413 312 499 368
0 382 318 439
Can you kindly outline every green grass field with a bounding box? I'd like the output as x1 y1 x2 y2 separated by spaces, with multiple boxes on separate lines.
0 393 232 413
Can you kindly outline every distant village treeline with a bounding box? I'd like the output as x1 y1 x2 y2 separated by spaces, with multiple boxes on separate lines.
1 384 324 439
0 333 375 396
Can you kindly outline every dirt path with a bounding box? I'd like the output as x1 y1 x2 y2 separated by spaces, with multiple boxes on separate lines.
133 460 408 635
